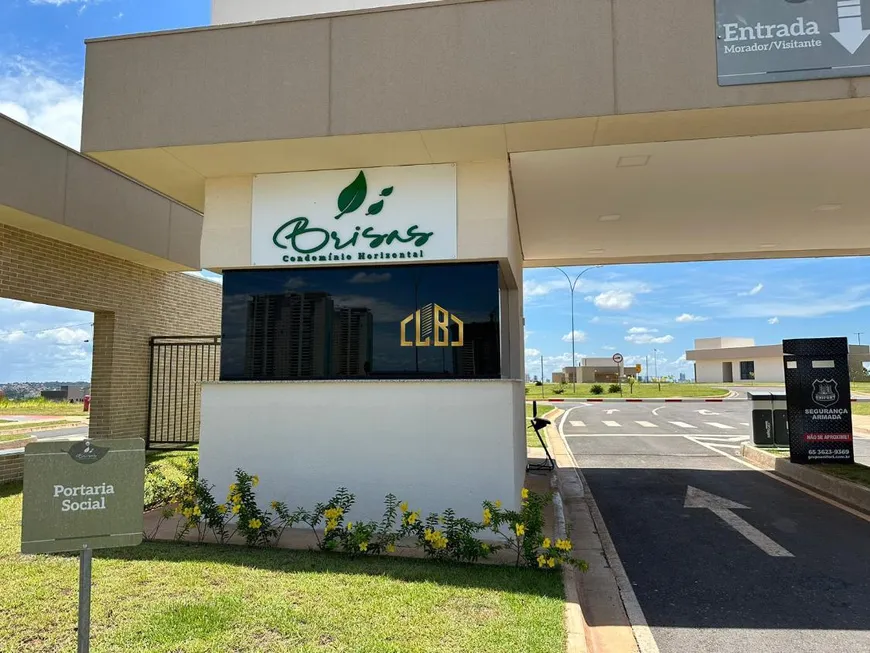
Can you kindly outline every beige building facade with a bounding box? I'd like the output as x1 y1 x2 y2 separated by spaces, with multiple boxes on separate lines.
0 117 221 483
68 0 870 515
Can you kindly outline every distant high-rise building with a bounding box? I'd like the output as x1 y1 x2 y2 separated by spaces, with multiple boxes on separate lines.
332 306 374 376
245 291 333 378
679 372 686 382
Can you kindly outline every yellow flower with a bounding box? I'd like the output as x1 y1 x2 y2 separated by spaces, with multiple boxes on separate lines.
400 502 408 513
248 518 262 529
217 505 227 514
347 522 354 531
481 543 490 553
542 537 551 549
494 500 502 509
521 488 529 500
359 541 369 552
386 543 396 553
192 505 201 517
270 501 279 510
537 554 547 568
251 475 259 487
228 483 237 493
556 539 572 552
514 523 526 537
404 511 419 526
232 504 240 514
548 558 556 568
182 508 192 518
232 495 241 505
482 508 492 527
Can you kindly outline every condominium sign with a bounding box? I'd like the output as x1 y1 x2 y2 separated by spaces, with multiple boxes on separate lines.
716 0 870 85
252 164 457 267
21 439 145 554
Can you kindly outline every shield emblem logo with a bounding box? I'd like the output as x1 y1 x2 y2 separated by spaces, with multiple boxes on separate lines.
811 379 838 408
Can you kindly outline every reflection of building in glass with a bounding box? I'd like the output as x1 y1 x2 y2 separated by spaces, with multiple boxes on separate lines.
452 311 499 377
332 307 374 376
244 292 373 378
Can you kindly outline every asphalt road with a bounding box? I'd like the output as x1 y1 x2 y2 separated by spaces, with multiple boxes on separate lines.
30 425 89 440
558 403 870 653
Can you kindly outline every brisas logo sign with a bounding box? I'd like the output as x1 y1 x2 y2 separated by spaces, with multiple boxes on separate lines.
400 303 464 347
67 439 109 465
271 170 434 264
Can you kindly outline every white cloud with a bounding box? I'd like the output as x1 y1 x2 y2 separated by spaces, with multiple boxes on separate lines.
524 280 564 298
349 272 392 284
730 284 870 319
601 344 615 351
627 326 657 334
590 290 635 311
0 56 83 149
589 316 601 324
625 333 675 345
675 313 708 323
768 317 779 324
524 348 541 357
0 330 27 344
739 283 764 297
36 327 90 345
560 330 587 343
28 0 95 5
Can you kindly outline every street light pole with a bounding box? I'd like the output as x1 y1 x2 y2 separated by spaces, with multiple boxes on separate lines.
554 266 602 394
654 348 660 391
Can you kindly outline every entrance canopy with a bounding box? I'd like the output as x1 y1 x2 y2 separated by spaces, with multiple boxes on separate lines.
79 0 870 268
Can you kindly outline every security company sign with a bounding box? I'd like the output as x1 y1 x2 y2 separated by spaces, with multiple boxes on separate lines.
252 164 457 267
21 438 145 554
716 0 870 85
783 337 854 464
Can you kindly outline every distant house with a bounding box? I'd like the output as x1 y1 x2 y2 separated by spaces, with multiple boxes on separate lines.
552 359 639 384
41 385 88 402
685 337 870 383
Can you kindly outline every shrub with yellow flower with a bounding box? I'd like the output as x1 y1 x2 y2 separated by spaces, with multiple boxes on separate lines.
482 507 492 526
513 523 526 537
248 518 262 530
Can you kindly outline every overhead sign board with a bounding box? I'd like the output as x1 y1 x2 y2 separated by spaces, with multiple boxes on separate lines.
252 164 458 267
21 438 145 554
715 0 870 85
782 338 854 464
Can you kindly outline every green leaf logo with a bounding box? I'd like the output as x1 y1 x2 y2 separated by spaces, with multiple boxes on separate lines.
380 187 394 197
367 200 384 216
335 171 367 220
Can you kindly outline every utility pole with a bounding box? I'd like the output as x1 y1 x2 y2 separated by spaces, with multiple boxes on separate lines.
540 355 545 399
646 354 649 383
554 265 602 394
856 332 863 345
654 348 660 390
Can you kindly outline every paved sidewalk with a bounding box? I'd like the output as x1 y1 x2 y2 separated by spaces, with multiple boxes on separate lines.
544 408 640 653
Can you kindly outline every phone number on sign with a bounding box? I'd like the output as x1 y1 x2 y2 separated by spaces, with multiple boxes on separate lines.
808 449 851 458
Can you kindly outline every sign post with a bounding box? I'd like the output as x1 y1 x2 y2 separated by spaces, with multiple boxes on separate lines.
22 438 145 652
715 0 870 86
782 338 854 464
613 353 624 393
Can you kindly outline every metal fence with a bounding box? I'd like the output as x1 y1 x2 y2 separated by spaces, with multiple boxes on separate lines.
147 336 221 449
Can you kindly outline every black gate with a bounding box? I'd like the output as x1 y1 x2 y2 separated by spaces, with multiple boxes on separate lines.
147 336 221 449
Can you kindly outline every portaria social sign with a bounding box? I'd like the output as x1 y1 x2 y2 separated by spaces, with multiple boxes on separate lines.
21 438 145 554
252 164 458 267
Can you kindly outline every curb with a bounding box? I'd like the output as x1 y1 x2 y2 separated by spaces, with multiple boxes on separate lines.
740 444 870 514
527 397 740 403
551 479 588 653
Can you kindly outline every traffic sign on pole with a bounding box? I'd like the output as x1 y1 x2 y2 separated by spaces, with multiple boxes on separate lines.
612 353 624 364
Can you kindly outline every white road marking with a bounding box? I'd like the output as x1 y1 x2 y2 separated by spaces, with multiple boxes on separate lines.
713 444 742 449
693 435 747 442
568 420 586 428
669 421 697 429
696 409 720 416
705 422 735 430
684 486 793 557
635 420 658 428
740 422 750 426
566 433 723 437
685 436 870 524
604 409 620 415
603 420 621 428
651 405 667 416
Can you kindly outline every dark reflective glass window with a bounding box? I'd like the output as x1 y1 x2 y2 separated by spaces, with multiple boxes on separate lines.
221 262 501 380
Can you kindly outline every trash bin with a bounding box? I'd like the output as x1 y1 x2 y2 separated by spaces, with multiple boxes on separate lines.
83 394 90 413
771 392 789 446
748 392 775 446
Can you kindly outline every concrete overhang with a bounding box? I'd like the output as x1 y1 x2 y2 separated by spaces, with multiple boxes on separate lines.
0 116 203 272
79 0 870 267
686 345 784 362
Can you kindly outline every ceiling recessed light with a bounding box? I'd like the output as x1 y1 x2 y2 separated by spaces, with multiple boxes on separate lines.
814 204 842 212
588 248 605 254
759 243 777 249
617 155 650 168
598 214 621 222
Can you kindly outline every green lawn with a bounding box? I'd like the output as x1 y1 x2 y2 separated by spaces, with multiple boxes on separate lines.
525 382 728 399
814 463 870 489
0 480 565 653
0 419 77 433
851 403 870 416
0 434 32 446
525 404 554 448
0 398 88 417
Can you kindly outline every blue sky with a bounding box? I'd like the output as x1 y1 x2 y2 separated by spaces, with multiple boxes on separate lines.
2 2 870 383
